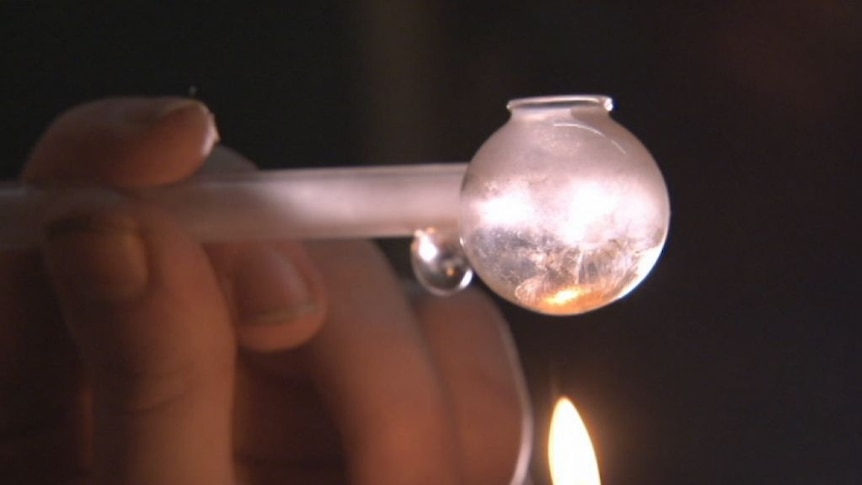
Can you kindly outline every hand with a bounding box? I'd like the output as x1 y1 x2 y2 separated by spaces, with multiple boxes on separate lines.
0 97 528 484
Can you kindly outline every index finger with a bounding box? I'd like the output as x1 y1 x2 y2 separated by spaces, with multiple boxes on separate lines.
2 95 216 480
23 96 217 186
1 96 227 483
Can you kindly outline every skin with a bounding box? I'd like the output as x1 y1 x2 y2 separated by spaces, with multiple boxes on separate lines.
0 97 528 484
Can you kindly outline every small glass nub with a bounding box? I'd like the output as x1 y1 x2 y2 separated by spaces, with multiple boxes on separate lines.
410 228 473 296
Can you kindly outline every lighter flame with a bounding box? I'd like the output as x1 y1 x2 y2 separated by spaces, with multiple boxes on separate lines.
548 397 601 485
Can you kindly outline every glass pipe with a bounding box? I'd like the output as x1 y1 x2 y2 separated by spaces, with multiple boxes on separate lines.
0 95 669 316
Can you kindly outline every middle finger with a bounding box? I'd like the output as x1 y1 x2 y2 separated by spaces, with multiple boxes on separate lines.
303 240 462 485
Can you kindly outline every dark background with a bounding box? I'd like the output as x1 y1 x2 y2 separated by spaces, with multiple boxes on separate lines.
1 2 859 484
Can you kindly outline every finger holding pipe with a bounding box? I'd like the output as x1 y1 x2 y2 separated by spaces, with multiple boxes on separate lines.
23 96 218 186
198 147 329 352
25 97 237 484
412 288 533 484
302 240 463 484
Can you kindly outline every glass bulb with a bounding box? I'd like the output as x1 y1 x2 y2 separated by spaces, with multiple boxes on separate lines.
460 95 670 315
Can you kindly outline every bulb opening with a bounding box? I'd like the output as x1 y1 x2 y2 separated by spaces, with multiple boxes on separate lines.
507 95 613 113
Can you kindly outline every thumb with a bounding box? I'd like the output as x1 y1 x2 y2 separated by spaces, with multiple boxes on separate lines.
40 197 236 485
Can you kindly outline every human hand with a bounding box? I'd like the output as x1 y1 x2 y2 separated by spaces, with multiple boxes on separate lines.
0 97 528 484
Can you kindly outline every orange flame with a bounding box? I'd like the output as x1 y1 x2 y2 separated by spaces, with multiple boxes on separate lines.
548 397 601 485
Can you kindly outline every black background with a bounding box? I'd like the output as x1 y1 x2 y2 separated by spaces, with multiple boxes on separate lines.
1 2 859 484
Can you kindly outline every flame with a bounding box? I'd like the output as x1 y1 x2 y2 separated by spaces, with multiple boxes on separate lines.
548 397 601 485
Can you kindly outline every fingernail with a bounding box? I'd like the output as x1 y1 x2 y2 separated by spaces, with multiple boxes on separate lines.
43 209 149 302
122 97 220 145
150 98 221 159
230 247 317 326
155 98 205 118
199 146 257 174
161 99 219 147
116 97 201 125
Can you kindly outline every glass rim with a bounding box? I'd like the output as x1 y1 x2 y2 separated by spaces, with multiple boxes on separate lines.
507 95 613 112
